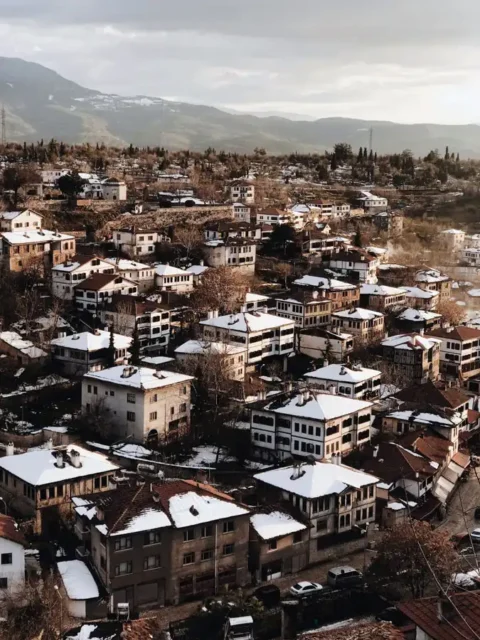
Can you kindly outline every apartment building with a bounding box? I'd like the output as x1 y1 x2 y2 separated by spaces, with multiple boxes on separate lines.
327 249 379 284
175 340 247 381
0 446 118 534
255 208 292 226
155 264 194 293
230 182 255 204
204 221 261 241
381 333 441 383
249 388 372 462
51 330 132 375
304 363 381 400
356 191 388 211
104 259 155 292
72 479 250 607
74 274 138 313
0 209 43 232
293 274 360 312
462 247 480 267
425 326 480 379
332 307 385 343
275 291 331 329
415 269 452 302
52 256 116 300
232 203 252 223
0 229 76 273
202 238 257 274
113 228 169 257
254 460 378 565
304 201 351 219
81 365 193 443
299 328 354 362
200 312 295 366
359 284 407 312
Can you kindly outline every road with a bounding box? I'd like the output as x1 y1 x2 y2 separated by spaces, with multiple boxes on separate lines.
438 468 480 537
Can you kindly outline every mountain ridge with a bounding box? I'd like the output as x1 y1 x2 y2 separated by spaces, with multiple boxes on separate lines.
1 56 480 156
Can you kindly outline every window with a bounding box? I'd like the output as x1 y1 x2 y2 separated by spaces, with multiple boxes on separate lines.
150 394 157 404
180 403 187 412
87 384 91 393
201 525 213 538
149 412 157 421
101 476 108 487
369 485 374 498
114 536 132 551
268 540 277 551
223 543 234 556
127 393 136 404
48 487 55 499
293 531 303 544
57 484 63 497
145 531 162 545
144 555 161 570
183 552 195 565
0 578 7 589
40 488 47 501
183 528 195 542
316 520 328 532
368 506 374 519
223 521 235 534
115 562 132 576
1 554 12 565
127 411 135 422
94 477 100 489
201 549 214 561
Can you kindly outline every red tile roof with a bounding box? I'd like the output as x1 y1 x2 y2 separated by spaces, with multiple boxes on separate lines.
0 515 26 546
427 326 480 341
393 381 469 410
304 620 404 639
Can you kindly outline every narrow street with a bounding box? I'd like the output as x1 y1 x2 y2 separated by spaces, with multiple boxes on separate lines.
437 468 480 537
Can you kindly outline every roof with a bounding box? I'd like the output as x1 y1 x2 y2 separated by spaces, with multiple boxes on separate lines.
0 445 118 486
185 264 209 275
304 621 404 640
57 560 99 600
254 461 378 499
83 365 193 390
333 307 384 321
245 292 270 303
175 340 246 356
415 269 450 283
2 229 74 245
360 284 405 296
257 391 372 421
0 515 26 546
387 409 461 428
51 330 132 352
426 326 480 341
330 249 376 264
167 490 248 528
0 209 42 221
398 592 480 640
402 286 439 300
393 381 469 409
0 331 47 359
399 431 451 465
294 275 357 291
381 333 441 351
155 264 190 277
104 258 151 271
74 273 134 291
305 363 381 384
200 311 294 333
364 442 437 484
397 308 441 322
250 510 306 541
52 255 108 273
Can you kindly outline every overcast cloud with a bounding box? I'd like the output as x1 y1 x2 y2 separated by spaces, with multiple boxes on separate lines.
0 0 479 123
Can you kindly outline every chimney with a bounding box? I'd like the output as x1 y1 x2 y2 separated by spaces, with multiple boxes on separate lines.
55 452 65 469
199 259 204 266
69 449 82 468
45 438 53 450
6 443 14 457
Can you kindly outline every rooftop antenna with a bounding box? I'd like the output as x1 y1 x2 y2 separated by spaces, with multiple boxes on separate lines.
1 105 6 147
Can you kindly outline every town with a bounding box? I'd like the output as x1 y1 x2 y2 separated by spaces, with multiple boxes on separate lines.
0 141 480 640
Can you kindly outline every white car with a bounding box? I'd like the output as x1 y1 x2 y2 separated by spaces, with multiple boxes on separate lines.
289 581 323 597
470 528 480 543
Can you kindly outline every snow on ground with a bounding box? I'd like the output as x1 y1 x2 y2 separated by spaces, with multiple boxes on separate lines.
0 374 69 398
65 625 99 640
58 560 99 600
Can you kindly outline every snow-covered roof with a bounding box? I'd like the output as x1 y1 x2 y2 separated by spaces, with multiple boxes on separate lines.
262 391 372 421
366 246 388 255
245 292 270 303
415 269 450 283
293 275 356 291
0 331 47 359
441 228 464 234
333 307 383 320
250 511 306 540
185 264 209 276
1 229 74 245
305 363 381 384
51 330 131 352
0 209 41 221
468 289 480 298
200 311 294 333
57 560 99 600
140 355 175 366
381 333 441 351
402 286 439 300
378 263 407 271
155 264 190 277
387 409 462 427
175 340 246 356
104 258 150 271
0 445 118 486
168 491 249 528
84 365 193 390
110 508 171 536
360 284 405 296
397 308 441 322
254 461 378 498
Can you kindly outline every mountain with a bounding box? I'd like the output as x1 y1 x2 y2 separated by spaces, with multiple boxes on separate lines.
2 56 480 156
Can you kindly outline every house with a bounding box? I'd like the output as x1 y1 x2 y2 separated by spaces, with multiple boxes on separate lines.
200 312 295 366
232 202 252 223
396 308 442 333
0 228 76 273
51 330 132 376
249 388 372 462
72 479 250 606
175 340 247 381
249 509 308 582
112 227 167 257
41 169 68 185
359 284 406 312
230 181 255 204
0 209 43 232
327 249 379 284
275 291 331 329
0 445 118 534
381 333 441 383
254 208 292 226
299 328 354 362
184 263 209 287
241 292 272 313
0 331 48 365
0 515 26 597
462 247 480 266
332 308 385 343
304 363 381 400
57 560 102 619
402 286 440 311
101 177 127 201
425 326 480 380
381 408 461 451
11 312 75 345
300 230 345 257
52 256 116 300
74 274 139 313
203 221 261 241
155 264 194 293
202 238 257 274
440 228 465 254
81 365 194 444
104 259 155 292
356 191 388 211
371 211 403 236
415 268 452 302
254 460 378 565
293 274 360 312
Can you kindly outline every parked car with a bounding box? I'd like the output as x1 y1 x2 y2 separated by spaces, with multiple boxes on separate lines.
252 585 281 609
327 566 364 589
470 528 480 543
289 581 323 597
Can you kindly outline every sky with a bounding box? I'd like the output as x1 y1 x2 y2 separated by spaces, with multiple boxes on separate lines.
0 0 479 123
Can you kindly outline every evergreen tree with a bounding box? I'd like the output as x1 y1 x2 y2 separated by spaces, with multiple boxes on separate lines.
353 228 363 248
445 146 449 160
456 153 460 162
369 149 374 162
330 154 337 171
363 147 368 159
107 324 116 367
130 321 141 366
357 147 363 163
374 152 378 163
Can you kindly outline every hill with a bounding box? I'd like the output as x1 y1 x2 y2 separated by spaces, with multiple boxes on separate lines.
2 57 480 156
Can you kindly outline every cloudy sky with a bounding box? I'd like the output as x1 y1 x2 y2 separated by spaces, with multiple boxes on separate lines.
0 0 479 123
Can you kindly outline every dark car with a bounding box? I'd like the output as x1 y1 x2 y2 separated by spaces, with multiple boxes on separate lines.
252 584 281 609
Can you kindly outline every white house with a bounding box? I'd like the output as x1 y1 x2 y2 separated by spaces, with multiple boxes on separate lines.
81 365 194 443
241 292 271 313
52 256 116 300
328 249 379 284
101 178 127 201
175 340 247 381
255 209 291 226
51 330 132 375
299 328 354 362
41 169 69 185
304 363 382 400
440 229 465 254
112 228 168 257
74 274 138 313
202 239 256 273
57 560 99 619
232 203 252 223
0 515 26 598
357 191 388 211
104 258 155 292
250 389 373 462
200 312 295 365
0 209 43 232
401 286 439 311
332 307 385 342
230 182 255 204
463 247 480 267
155 264 194 293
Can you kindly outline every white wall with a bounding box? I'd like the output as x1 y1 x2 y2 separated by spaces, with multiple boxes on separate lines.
0 538 25 597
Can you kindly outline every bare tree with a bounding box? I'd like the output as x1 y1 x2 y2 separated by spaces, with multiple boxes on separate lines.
191 266 248 317
174 225 204 260
437 299 467 326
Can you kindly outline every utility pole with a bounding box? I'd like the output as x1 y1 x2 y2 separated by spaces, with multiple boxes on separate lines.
1 105 6 147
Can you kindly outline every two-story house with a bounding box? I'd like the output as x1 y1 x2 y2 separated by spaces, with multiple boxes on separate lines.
175 340 247 381
401 286 440 311
51 330 132 375
275 291 331 329
332 308 385 343
1 228 76 273
381 333 442 383
232 203 252 223
52 256 116 300
299 328 354 362
155 265 194 293
104 259 155 292
81 365 194 444
202 238 257 274
415 269 452 302
304 363 381 400
249 388 373 462
113 227 169 257
0 209 43 232
74 274 138 313
293 274 360 312
230 182 255 204
327 249 379 284
359 284 407 312
425 326 480 380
